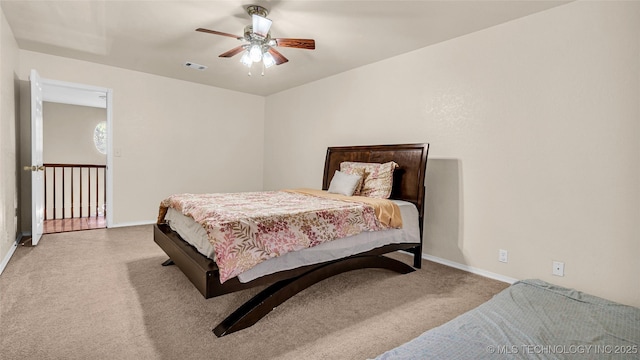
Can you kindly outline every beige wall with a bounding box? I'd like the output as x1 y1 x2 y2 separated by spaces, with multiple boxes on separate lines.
264 1 640 306
18 50 265 227
43 102 107 165
0 7 19 269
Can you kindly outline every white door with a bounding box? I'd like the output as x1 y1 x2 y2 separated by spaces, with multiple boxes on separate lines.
30 69 45 245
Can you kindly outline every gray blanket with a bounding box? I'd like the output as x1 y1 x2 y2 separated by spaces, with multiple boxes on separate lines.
374 279 640 360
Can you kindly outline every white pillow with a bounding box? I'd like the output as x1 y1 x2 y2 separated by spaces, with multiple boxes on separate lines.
327 170 363 196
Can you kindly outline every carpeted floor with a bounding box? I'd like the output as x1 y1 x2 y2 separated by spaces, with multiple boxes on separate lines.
0 225 508 360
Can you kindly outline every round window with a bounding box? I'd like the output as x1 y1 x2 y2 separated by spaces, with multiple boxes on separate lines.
94 121 107 154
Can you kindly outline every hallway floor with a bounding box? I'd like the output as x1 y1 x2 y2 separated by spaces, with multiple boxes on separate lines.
43 216 106 234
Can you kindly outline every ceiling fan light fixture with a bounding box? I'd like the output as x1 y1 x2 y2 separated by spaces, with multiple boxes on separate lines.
249 44 263 62
240 52 253 67
252 14 272 38
263 51 276 68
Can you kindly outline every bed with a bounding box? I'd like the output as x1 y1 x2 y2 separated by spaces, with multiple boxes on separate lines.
154 143 429 337
374 279 640 360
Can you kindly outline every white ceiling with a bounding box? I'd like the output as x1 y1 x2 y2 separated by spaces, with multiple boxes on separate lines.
1 0 570 96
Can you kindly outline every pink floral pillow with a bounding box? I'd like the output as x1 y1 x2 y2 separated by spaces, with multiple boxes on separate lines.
340 161 399 198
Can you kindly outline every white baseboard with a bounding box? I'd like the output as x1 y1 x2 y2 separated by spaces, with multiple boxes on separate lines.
0 237 20 276
108 220 156 228
421 253 518 284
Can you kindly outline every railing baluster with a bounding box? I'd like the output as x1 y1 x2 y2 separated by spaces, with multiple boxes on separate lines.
44 167 48 220
62 166 65 219
95 167 99 217
71 167 74 218
53 167 57 220
88 168 91 217
103 168 107 218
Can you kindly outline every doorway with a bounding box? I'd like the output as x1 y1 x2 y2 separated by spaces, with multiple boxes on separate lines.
33 75 113 236
42 102 107 234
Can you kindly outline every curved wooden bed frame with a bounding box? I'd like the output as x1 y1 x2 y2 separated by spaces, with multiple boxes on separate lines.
154 143 429 337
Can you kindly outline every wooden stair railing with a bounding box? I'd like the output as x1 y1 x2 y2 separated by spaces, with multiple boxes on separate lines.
43 163 106 220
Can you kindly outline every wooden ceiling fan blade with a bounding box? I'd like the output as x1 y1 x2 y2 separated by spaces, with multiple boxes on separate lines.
268 48 289 65
274 38 315 50
219 46 246 58
196 28 241 39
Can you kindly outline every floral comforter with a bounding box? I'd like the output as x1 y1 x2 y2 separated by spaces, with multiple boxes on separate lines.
157 189 399 283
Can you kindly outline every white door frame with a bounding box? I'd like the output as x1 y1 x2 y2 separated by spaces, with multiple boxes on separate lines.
39 77 114 228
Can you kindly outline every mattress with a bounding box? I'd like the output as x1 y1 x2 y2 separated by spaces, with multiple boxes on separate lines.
165 199 420 283
374 279 640 360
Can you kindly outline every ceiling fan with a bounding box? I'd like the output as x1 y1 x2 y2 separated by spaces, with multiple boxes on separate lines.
196 5 315 72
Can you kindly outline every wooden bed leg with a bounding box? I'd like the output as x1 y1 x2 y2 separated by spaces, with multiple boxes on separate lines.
161 259 175 266
413 245 422 269
213 254 414 337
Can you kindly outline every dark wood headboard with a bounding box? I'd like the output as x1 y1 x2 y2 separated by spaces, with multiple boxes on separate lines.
322 143 430 219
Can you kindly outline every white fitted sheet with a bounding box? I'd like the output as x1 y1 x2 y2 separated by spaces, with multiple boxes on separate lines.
164 199 420 283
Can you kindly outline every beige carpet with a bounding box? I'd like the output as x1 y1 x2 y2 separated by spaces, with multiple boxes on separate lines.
0 225 508 360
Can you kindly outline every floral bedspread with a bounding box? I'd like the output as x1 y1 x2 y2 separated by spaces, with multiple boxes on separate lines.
158 190 394 283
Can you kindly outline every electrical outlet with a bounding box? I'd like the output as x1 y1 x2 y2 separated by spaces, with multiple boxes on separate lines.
552 261 564 276
499 249 508 263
